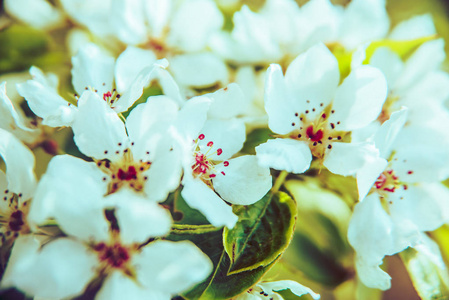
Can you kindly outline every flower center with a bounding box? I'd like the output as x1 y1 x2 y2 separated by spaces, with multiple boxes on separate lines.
285 103 347 160
102 88 121 109
97 144 152 194
0 191 30 244
95 242 130 269
191 134 227 186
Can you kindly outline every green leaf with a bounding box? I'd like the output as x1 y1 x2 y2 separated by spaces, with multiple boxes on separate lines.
363 35 438 63
166 226 276 300
400 245 449 300
223 191 297 275
240 128 275 155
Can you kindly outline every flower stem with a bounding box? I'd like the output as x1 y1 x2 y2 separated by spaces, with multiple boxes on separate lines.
271 170 288 194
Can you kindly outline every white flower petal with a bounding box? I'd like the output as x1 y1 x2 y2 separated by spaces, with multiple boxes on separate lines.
258 280 320 300
167 0 223 52
144 149 182 203
285 43 340 114
356 154 388 201
111 0 147 45
71 43 114 96
4 0 63 29
169 53 228 88
17 68 77 127
181 177 238 228
126 95 179 160
2 236 97 299
339 0 389 49
29 155 109 241
143 0 172 38
0 82 39 143
96 271 168 300
402 71 449 106
369 47 404 88
112 191 172 244
134 240 212 295
373 108 407 159
389 14 436 40
264 64 299 135
394 39 446 94
198 119 246 161
213 155 272 205
330 65 387 131
256 138 312 174
73 91 128 161
174 96 211 140
0 128 36 200
389 183 449 232
115 47 157 92
354 257 391 291
324 141 383 177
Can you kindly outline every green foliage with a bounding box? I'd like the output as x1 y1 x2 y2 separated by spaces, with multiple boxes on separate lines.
166 225 275 300
165 191 297 299
241 127 274 155
400 246 449 300
224 191 297 274
0 25 66 74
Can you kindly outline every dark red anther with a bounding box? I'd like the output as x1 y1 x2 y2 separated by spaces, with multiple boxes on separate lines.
117 166 138 181
207 141 213 147
223 161 229 167
198 134 205 140
306 125 324 142
217 148 223 156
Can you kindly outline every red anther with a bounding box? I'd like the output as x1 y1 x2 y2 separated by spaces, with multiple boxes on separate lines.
221 171 226 176
383 187 395 193
117 166 137 181
223 161 229 167
217 148 223 156
403 185 408 190
306 125 324 142
407 170 413 174
94 242 107 252
207 141 213 147
322 113 326 119
198 134 205 140
103 91 112 101
209 174 216 178
387 170 393 175
375 173 386 189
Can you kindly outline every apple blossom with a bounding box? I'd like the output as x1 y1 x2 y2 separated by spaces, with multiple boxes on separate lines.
256 43 387 175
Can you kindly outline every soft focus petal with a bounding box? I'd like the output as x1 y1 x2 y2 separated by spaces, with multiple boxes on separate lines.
369 47 404 88
134 240 212 295
213 155 272 205
256 138 312 174
5 0 63 29
389 14 436 40
339 0 389 49
355 257 391 291
181 177 238 228
169 53 228 88
330 65 387 131
111 0 147 45
0 128 36 199
2 236 97 299
73 91 128 161
167 0 223 52
174 95 211 140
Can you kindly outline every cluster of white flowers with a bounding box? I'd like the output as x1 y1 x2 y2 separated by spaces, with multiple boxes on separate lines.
1 0 449 299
